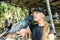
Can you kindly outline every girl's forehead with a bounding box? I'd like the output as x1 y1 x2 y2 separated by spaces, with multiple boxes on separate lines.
33 11 43 14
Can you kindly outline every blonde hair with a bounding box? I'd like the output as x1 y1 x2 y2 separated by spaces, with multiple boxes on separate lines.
42 22 50 40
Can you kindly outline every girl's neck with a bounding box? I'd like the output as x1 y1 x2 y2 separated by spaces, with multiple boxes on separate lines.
38 20 45 26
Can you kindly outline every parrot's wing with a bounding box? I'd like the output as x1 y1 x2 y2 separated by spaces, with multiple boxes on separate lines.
9 20 29 33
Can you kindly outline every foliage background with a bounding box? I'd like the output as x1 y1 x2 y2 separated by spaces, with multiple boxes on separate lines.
0 2 29 28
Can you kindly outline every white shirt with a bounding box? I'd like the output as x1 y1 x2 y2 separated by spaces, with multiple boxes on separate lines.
8 19 12 26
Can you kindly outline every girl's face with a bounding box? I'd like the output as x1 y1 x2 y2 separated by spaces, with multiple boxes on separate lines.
33 11 45 21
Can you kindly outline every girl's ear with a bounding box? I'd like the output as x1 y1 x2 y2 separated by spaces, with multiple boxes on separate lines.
42 14 45 18
42 14 46 20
